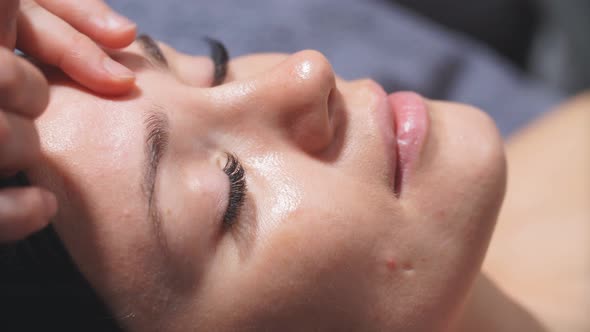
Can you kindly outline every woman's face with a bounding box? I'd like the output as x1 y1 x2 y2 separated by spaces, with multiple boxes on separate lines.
30 38 506 331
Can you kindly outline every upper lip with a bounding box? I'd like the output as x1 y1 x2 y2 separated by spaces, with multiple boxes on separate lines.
367 81 399 194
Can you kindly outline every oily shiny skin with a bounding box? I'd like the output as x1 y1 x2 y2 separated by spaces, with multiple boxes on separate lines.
29 41 506 331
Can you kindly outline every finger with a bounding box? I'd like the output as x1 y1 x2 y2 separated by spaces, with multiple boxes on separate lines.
0 186 57 243
0 0 19 48
0 47 49 117
16 3 135 95
36 0 136 49
0 112 40 174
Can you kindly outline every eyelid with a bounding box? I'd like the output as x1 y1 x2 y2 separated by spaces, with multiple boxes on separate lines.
138 34 230 88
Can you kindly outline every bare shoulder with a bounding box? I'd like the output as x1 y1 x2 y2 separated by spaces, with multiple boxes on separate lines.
483 92 590 332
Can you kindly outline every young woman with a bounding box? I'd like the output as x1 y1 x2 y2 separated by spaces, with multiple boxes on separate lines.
1 1 588 331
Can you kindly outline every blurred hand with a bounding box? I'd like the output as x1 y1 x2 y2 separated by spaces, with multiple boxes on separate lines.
0 0 136 242
4 0 138 95
0 43 54 242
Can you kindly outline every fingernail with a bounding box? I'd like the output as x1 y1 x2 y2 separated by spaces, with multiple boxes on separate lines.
103 57 135 80
105 13 136 30
43 191 58 219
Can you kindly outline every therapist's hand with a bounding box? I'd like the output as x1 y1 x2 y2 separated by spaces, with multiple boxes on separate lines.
0 45 54 242
0 0 135 242
4 0 137 95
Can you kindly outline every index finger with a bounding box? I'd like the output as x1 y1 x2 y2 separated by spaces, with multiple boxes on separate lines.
36 0 136 49
16 2 135 95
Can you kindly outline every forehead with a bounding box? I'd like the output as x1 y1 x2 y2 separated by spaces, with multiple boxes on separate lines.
35 81 148 220
39 84 142 166
37 49 182 173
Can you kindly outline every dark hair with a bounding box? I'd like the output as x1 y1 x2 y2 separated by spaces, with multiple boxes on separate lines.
0 173 123 331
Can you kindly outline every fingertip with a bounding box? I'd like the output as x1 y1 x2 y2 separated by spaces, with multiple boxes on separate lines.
102 57 137 93
84 74 136 96
92 14 137 48
66 58 136 96
104 13 136 31
0 187 52 242
98 78 137 96
113 21 137 47
103 57 135 79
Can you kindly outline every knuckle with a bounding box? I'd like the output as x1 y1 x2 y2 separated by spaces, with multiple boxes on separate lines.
59 32 95 67
68 30 91 48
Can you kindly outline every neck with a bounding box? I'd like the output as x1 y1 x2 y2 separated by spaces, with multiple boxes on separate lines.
452 274 548 332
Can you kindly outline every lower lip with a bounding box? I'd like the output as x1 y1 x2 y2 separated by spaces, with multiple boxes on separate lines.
387 91 429 194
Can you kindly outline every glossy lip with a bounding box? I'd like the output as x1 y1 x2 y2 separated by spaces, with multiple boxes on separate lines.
373 87 429 196
388 91 429 195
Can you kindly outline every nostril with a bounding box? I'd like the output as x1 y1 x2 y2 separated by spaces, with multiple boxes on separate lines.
281 51 339 155
291 88 345 157
224 50 339 156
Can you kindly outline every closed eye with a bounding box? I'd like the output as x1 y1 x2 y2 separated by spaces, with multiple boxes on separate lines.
136 34 230 86
222 153 247 227
203 37 230 86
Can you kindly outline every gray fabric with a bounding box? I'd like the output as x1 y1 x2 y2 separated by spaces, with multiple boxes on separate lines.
391 0 537 67
106 0 565 136
530 0 590 94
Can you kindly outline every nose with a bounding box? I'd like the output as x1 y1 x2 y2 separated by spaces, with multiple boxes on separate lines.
210 50 339 154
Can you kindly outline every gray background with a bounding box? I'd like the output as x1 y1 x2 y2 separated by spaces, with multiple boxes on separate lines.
106 0 567 137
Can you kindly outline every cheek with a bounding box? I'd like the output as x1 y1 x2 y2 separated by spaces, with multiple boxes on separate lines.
390 104 507 321
156 161 228 283
202 208 379 330
195 172 395 325
238 168 400 299
411 102 506 241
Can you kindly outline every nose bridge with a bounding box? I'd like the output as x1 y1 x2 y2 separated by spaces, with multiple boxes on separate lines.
214 50 338 153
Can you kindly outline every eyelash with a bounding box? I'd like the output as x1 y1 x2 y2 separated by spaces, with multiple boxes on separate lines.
203 37 230 86
222 153 247 227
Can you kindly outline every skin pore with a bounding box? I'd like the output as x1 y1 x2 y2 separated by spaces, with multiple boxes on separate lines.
28 38 506 331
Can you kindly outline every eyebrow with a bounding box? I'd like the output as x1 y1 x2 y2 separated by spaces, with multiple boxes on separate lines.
142 107 170 251
136 34 169 68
